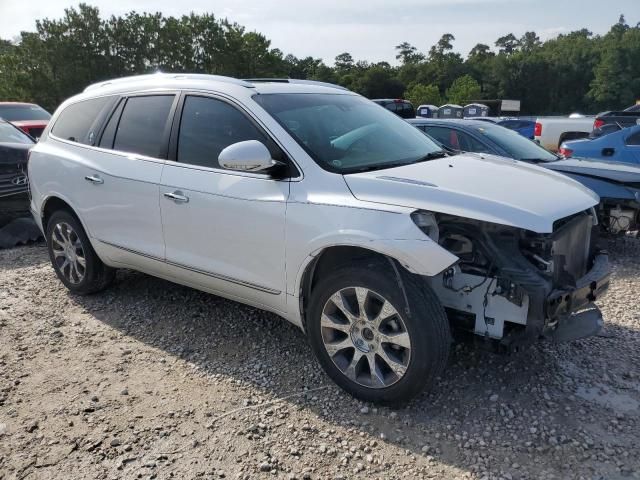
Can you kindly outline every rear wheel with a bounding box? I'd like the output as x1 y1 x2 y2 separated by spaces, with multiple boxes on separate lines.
307 263 451 404
46 210 115 294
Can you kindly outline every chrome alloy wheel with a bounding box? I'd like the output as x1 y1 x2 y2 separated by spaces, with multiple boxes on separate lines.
320 287 411 388
50 222 86 285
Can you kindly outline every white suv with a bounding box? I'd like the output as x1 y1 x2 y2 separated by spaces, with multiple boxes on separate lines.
28 74 610 403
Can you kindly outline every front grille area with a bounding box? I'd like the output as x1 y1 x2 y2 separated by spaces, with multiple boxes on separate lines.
0 171 28 198
551 213 592 286
520 211 594 288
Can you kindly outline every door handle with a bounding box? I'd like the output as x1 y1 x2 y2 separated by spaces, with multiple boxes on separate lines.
602 148 615 157
163 191 189 203
84 175 104 184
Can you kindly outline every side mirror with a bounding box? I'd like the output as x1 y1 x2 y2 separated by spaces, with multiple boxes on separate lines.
218 140 278 173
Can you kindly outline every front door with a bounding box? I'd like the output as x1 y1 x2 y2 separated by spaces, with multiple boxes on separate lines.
159 94 290 311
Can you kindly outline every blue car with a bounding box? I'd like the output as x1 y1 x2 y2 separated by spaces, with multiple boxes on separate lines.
474 117 536 139
407 118 640 234
498 119 536 139
560 124 640 164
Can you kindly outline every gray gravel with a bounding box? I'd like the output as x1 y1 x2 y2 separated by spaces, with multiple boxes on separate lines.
0 240 639 480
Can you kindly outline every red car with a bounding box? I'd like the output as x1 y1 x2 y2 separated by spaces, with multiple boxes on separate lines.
0 102 51 139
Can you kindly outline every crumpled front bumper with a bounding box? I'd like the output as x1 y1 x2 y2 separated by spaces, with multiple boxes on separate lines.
545 252 611 342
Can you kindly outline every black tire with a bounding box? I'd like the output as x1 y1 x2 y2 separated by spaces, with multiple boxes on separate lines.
46 210 115 294
307 261 450 405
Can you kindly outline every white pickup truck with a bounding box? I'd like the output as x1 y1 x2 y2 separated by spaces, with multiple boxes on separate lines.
534 115 595 151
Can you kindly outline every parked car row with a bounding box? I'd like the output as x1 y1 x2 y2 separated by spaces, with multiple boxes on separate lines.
407 118 640 234
532 104 640 152
24 74 613 404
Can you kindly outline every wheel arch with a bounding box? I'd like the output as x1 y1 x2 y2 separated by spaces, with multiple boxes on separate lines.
41 194 89 236
295 242 454 330
297 246 395 329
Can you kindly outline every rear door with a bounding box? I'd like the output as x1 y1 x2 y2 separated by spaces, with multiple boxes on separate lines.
58 94 178 261
159 93 290 310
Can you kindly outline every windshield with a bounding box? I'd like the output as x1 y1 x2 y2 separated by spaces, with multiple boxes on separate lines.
474 123 558 162
253 93 444 173
0 122 34 144
0 104 51 122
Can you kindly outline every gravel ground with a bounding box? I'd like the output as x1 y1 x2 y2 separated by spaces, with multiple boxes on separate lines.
0 240 639 480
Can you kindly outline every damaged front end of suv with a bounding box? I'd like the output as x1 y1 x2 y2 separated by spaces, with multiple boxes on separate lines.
426 209 610 350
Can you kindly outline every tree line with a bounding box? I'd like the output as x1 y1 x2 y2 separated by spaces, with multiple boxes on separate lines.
0 4 638 115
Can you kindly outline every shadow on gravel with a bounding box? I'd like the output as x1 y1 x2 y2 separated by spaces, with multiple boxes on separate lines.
0 242 49 271
66 260 640 478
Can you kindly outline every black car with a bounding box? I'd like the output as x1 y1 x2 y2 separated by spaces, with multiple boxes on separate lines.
372 99 415 119
0 119 35 226
407 118 640 234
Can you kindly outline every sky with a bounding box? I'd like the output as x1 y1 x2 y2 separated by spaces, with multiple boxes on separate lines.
0 0 637 64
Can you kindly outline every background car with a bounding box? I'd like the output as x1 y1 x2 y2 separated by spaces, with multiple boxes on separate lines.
0 102 51 139
534 115 594 151
593 104 640 131
497 118 536 139
371 98 415 118
560 124 640 164
408 118 640 234
0 119 35 226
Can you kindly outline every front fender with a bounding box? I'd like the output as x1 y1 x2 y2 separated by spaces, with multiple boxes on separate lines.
286 202 459 298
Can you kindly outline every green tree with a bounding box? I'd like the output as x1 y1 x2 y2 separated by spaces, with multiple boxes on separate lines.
446 75 481 104
519 32 542 52
404 83 442 107
395 42 424 65
495 33 519 55
334 52 354 72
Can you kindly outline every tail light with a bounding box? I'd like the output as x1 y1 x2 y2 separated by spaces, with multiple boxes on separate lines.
559 147 573 158
593 118 605 130
534 122 542 137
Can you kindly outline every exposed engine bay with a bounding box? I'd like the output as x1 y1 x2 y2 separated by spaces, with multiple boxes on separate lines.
600 200 640 235
427 210 610 350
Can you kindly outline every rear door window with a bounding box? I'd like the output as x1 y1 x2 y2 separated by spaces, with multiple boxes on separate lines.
98 99 125 149
456 130 492 153
112 95 175 158
51 96 114 145
423 126 460 150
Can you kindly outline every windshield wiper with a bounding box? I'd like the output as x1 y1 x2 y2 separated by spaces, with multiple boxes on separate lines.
519 157 558 163
416 150 448 161
343 151 449 174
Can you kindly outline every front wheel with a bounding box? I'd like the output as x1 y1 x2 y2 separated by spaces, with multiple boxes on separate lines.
307 263 451 404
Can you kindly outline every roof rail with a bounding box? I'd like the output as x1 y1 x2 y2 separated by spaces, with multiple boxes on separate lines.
243 78 349 91
84 73 254 92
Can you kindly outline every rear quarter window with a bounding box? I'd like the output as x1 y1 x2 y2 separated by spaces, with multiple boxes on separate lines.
51 96 115 145
625 131 640 146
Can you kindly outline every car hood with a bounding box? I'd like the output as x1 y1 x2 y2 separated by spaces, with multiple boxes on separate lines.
0 143 32 167
544 158 640 184
343 153 599 233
